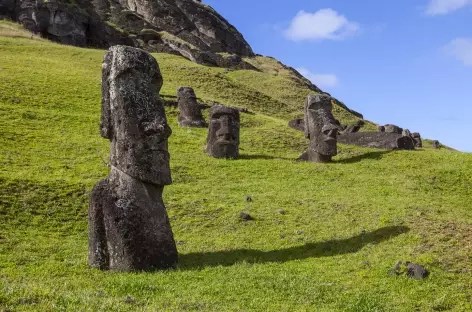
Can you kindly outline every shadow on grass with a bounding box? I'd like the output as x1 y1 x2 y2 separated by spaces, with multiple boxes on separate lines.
179 226 409 269
336 150 394 164
238 154 293 161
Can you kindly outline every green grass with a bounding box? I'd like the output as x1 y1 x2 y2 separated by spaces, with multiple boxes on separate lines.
1 21 472 311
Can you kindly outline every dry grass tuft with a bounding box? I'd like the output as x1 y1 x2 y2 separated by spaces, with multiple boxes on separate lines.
0 21 43 40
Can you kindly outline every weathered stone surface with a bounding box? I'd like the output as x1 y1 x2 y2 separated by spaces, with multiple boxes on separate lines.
1 0 254 66
378 125 385 132
101 46 171 185
341 120 364 134
218 54 258 70
337 132 415 150
177 87 207 128
432 140 440 149
239 212 254 221
288 118 305 132
406 262 429 279
383 124 403 134
298 94 338 163
412 132 422 148
289 117 359 135
206 104 240 159
89 46 177 272
3 0 133 48
393 261 429 280
402 129 411 137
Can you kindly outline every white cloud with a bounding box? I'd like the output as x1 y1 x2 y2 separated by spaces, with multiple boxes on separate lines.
443 38 472 66
296 67 339 88
425 0 472 15
284 9 359 41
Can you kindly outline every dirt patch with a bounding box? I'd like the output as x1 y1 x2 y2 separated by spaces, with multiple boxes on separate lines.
410 217 472 273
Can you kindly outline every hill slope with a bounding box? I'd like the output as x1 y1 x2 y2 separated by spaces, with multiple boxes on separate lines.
1 23 472 311
0 0 256 68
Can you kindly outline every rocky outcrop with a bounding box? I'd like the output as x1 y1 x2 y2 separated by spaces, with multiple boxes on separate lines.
337 132 416 150
411 132 422 148
1 1 368 121
380 124 403 134
1 0 254 68
2 0 133 47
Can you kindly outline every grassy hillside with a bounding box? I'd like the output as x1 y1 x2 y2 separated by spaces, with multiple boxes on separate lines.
1 21 472 311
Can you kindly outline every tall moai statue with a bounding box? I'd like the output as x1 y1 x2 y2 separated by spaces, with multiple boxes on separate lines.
206 104 240 159
177 87 207 127
88 46 178 272
299 94 338 163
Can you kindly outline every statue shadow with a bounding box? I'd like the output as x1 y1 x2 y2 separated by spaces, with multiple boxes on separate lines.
336 150 394 164
178 226 409 270
238 154 293 161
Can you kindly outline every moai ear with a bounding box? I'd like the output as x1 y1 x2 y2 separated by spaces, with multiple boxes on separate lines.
100 51 113 140
303 97 310 139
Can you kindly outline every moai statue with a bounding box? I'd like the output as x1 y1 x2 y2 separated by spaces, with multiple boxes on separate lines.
432 140 440 149
411 132 423 148
299 94 338 163
206 104 240 159
177 87 207 127
402 129 411 137
88 46 178 272
384 124 403 134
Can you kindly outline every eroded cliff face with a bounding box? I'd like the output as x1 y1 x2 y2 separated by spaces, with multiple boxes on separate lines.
0 0 254 67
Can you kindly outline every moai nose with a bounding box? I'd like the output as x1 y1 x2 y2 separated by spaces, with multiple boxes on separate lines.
322 123 338 136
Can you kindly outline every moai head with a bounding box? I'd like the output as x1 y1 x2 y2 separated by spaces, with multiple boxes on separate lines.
177 87 207 127
206 105 240 159
100 45 172 185
411 132 422 148
303 94 338 161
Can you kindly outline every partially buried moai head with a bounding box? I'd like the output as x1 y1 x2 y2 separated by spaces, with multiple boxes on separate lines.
100 45 172 185
177 86 207 127
206 105 240 159
304 94 338 161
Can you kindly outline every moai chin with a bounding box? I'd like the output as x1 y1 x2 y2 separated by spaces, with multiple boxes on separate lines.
299 94 338 163
177 87 207 128
206 104 240 159
88 45 178 272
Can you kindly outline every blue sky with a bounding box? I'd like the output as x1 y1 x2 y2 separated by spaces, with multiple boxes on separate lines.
205 0 472 152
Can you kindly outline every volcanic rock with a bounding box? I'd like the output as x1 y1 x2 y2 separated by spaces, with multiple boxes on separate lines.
337 132 415 150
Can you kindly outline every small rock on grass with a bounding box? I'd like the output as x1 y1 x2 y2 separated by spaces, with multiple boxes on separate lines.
239 212 254 221
393 261 429 280
123 296 136 303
